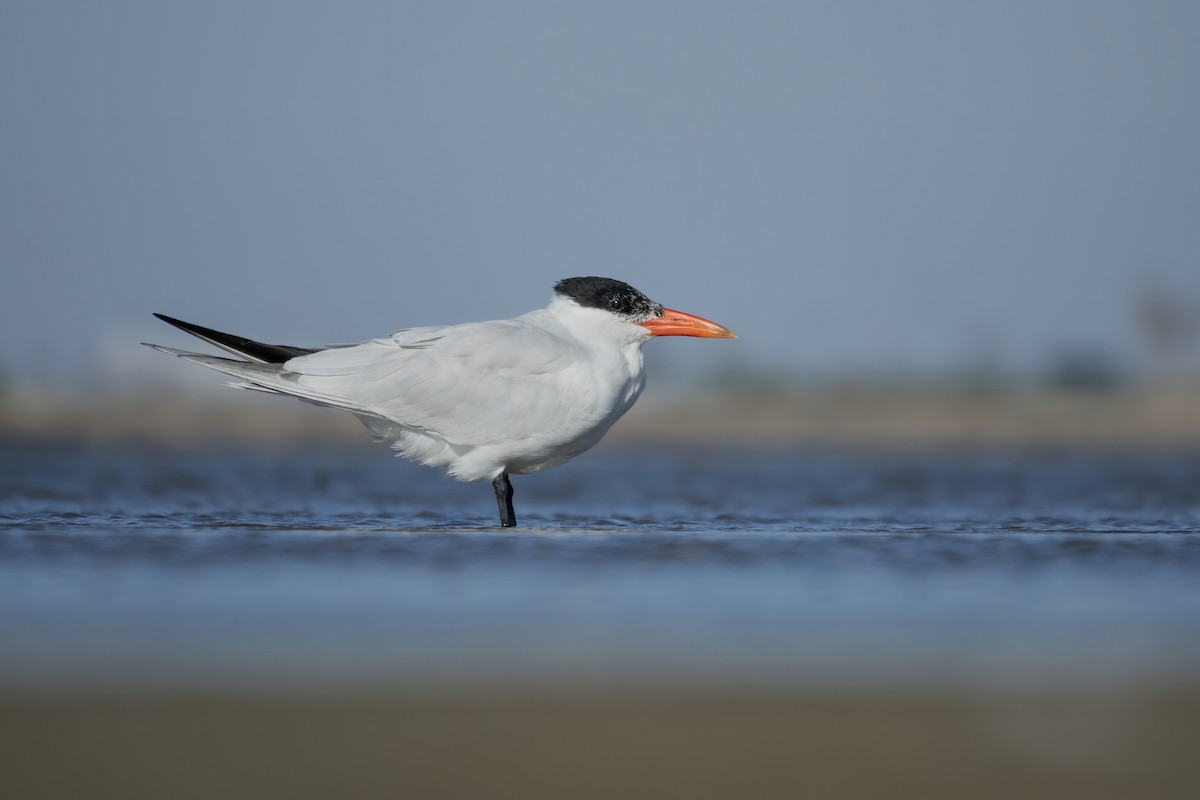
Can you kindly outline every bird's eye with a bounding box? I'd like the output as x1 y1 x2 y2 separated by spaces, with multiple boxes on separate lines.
608 295 627 312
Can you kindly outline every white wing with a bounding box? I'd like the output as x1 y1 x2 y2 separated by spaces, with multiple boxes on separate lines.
283 318 592 447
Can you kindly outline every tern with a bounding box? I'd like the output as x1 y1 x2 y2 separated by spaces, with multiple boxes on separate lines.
146 276 735 527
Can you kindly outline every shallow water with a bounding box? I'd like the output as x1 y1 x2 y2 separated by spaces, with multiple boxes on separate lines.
2 441 1199 692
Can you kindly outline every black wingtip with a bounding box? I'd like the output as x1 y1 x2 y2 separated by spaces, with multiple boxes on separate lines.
153 312 187 329
152 313 222 342
151 313 318 363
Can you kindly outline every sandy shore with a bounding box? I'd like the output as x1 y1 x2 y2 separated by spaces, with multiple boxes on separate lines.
4 384 1200 449
3 689 1197 800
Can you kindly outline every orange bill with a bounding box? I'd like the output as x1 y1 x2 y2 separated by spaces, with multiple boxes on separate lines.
638 307 737 338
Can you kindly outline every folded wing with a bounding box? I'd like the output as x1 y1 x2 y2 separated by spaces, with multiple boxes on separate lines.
285 320 588 446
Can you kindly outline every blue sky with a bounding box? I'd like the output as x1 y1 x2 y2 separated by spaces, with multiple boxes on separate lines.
3 1 1198 389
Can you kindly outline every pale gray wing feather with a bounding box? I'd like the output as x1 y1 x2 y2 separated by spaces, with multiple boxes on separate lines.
283 319 587 446
142 345 380 415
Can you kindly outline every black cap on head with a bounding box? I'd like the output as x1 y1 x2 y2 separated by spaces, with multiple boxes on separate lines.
554 277 663 320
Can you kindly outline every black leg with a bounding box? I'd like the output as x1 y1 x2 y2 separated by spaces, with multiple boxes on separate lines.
492 472 517 528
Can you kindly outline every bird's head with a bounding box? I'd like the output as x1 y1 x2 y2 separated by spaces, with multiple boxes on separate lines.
553 277 736 341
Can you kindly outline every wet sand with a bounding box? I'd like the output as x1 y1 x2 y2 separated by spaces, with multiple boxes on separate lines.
3 690 1198 800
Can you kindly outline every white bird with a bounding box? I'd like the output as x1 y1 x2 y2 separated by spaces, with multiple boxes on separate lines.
146 277 735 526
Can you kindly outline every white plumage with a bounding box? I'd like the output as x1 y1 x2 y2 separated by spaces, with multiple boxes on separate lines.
147 277 734 526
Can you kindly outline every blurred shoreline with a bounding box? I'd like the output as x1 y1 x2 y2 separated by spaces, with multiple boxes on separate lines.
4 384 1200 451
